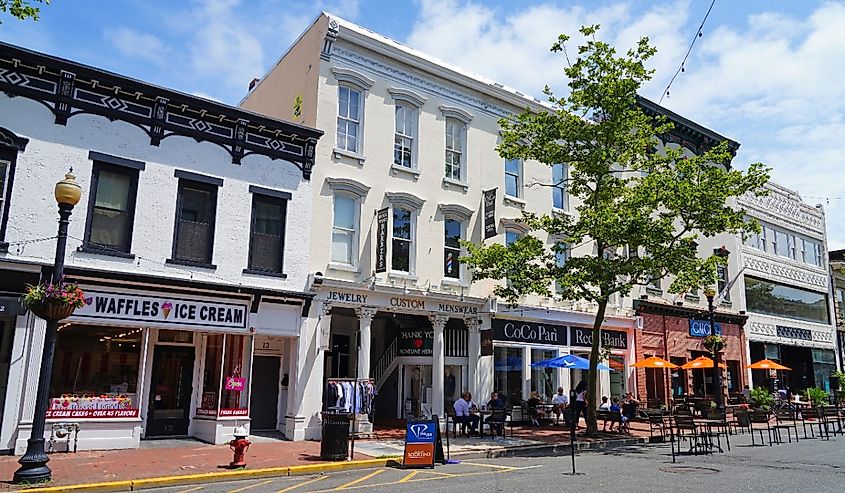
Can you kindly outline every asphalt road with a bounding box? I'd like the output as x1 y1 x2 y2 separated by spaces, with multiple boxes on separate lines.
147 431 845 493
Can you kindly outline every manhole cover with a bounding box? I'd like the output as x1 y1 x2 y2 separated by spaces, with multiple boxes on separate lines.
659 466 720 474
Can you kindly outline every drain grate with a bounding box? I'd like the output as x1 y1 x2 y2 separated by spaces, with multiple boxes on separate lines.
659 466 720 474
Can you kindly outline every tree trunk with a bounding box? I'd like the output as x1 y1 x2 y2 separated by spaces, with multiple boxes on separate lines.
586 299 608 437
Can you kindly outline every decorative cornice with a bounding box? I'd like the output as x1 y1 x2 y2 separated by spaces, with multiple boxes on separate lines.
637 95 740 158
439 104 473 124
499 217 528 235
331 66 375 91
0 42 322 179
386 191 425 210
742 253 828 290
333 46 510 118
320 17 340 61
326 177 370 198
747 319 835 349
438 203 474 221
633 299 747 325
388 87 427 108
0 126 28 151
738 186 825 235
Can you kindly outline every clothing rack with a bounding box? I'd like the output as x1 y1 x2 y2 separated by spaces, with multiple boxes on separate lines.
325 378 375 460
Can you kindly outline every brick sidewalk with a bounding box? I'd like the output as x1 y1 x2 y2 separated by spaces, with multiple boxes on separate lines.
0 420 652 489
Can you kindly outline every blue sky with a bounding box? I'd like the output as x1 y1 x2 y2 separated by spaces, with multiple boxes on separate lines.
2 0 844 248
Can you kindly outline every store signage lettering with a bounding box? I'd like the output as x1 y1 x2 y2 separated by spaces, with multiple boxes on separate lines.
437 303 478 315
219 408 249 417
492 319 568 346
225 377 246 392
375 208 389 273
0 296 25 316
46 409 139 419
327 291 368 304
73 291 247 329
570 326 628 349
390 297 426 310
689 319 722 337
480 329 494 356
398 330 434 356
483 189 497 240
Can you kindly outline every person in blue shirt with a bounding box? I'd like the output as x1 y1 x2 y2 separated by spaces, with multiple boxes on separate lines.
606 397 622 432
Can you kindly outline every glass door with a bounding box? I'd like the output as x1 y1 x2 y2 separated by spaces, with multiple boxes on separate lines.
147 345 195 437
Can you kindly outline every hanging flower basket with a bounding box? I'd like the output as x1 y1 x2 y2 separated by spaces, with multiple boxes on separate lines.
703 334 726 353
22 279 88 322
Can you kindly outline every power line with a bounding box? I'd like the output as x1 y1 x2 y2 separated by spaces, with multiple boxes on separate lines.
658 0 717 104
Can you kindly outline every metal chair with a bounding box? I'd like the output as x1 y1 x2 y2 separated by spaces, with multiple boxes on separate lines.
749 410 775 446
773 409 800 444
647 410 666 442
674 414 706 455
821 406 843 437
801 407 829 440
731 408 751 435
704 412 731 451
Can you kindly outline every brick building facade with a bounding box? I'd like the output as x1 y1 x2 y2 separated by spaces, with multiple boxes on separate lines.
634 301 748 408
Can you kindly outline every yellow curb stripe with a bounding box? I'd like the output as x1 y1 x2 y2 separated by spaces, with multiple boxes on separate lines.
227 479 274 493
398 471 419 483
335 469 385 490
276 475 328 493
18 458 401 493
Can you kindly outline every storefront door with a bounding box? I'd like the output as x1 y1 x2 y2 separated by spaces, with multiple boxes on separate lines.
250 356 280 430
147 346 195 437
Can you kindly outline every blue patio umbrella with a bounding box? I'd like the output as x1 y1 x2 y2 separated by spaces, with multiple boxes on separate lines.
530 353 612 371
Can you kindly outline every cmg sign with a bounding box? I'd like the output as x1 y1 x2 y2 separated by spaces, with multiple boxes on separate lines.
492 319 568 346
689 319 722 337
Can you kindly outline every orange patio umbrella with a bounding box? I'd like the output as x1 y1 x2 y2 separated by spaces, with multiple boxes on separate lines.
747 359 791 371
631 356 679 369
681 356 727 369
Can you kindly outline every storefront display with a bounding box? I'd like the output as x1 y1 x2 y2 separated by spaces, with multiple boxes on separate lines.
197 334 251 417
49 325 141 419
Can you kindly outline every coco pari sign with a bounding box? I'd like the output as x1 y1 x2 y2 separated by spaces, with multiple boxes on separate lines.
492 319 568 346
72 291 248 331
570 326 628 349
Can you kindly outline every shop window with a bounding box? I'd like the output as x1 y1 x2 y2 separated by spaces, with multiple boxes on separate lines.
83 162 139 254
726 360 740 393
608 355 626 399
197 334 251 417
391 207 414 273
49 325 142 418
247 192 287 275
494 346 523 408
171 178 218 266
670 357 687 398
158 330 193 344
744 275 830 324
199 334 223 415
812 349 836 393
531 349 557 399
443 219 461 279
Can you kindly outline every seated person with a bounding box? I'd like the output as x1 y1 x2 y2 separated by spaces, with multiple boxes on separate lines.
599 396 610 410
605 397 622 432
527 391 546 427
552 387 569 425
452 391 480 436
620 393 639 432
485 392 506 436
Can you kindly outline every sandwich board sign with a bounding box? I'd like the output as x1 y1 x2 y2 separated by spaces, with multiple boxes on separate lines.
403 417 444 468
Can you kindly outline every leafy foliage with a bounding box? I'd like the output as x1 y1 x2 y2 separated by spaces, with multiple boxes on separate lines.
749 387 773 410
703 335 726 353
23 279 87 309
461 25 770 435
0 0 48 24
805 387 829 406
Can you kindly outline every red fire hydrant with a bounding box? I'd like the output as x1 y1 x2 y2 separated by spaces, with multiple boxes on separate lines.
229 426 251 468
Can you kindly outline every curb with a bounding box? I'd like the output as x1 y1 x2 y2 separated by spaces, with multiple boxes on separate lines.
446 437 648 460
15 458 401 492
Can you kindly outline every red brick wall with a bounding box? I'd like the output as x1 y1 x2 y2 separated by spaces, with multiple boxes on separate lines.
634 313 746 406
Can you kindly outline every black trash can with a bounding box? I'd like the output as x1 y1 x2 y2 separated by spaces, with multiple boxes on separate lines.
320 412 352 461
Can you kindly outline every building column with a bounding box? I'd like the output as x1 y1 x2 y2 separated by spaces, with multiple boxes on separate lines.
354 306 377 433
466 318 481 400
286 301 330 441
430 315 448 423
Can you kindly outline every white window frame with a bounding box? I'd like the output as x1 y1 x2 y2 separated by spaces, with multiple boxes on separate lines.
336 85 361 153
439 105 472 186
386 192 425 277
505 229 521 247
504 158 523 199
443 218 463 281
393 103 417 169
331 193 360 267
552 163 568 210
325 177 370 272
554 241 569 294
388 87 426 173
331 67 374 161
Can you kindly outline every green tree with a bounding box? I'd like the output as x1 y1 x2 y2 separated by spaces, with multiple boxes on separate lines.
461 26 769 436
0 0 48 24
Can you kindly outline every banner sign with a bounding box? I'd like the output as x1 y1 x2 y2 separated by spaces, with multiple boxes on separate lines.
375 208 389 273
46 409 139 419
480 329 494 356
398 329 434 356
570 327 628 349
492 319 568 346
689 319 723 337
403 418 444 468
483 189 497 239
72 291 247 330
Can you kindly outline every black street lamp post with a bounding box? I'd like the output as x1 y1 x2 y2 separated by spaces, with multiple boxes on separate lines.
705 287 723 411
14 171 82 484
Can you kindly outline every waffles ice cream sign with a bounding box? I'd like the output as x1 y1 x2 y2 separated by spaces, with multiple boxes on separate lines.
72 291 248 329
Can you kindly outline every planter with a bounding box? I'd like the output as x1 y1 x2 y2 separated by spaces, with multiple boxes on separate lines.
27 300 76 321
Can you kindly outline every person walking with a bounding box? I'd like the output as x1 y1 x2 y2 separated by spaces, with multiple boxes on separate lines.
573 380 588 429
